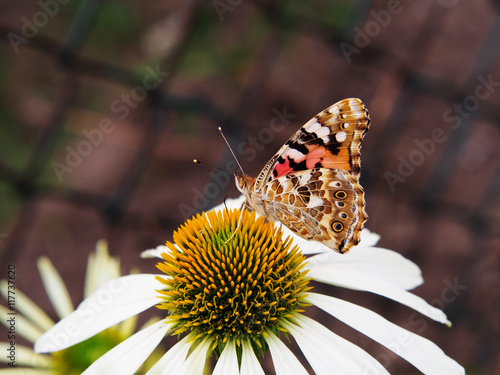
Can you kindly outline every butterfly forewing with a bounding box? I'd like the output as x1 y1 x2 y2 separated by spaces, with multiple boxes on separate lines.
254 98 370 190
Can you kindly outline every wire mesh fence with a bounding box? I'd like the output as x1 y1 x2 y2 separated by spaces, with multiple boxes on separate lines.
0 0 499 373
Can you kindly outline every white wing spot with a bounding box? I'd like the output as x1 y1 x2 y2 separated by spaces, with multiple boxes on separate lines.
299 174 311 185
314 126 330 138
308 121 322 133
308 197 324 208
287 147 306 159
341 113 347 119
336 131 347 142
282 179 294 191
342 122 350 129
349 98 362 112
328 106 339 114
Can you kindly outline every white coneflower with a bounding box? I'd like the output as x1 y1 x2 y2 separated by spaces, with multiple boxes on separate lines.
34 199 465 375
0 240 158 374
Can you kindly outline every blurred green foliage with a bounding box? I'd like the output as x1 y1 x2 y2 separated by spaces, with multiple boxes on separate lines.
83 1 143 56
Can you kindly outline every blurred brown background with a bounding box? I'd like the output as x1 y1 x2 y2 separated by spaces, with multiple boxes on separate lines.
1 0 499 373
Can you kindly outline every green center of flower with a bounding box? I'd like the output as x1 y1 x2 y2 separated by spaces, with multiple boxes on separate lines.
156 209 311 351
52 328 124 375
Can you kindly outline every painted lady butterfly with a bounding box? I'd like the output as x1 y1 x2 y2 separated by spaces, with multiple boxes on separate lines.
235 98 370 254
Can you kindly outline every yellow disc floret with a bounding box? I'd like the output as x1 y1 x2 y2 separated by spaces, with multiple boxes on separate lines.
156 209 311 351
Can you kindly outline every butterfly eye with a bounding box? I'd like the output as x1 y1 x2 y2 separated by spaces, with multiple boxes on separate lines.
336 201 345 208
334 190 347 200
332 221 344 232
340 212 348 219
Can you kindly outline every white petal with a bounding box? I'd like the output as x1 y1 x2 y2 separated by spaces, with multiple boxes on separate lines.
283 315 389 375
306 266 448 324
240 340 265 375
308 293 465 375
0 305 44 343
306 246 423 290
213 340 239 375
358 228 380 247
265 331 309 375
0 343 50 368
82 319 171 375
84 240 121 298
37 257 74 319
146 335 192 375
0 280 54 332
141 246 170 259
35 274 164 353
178 337 212 375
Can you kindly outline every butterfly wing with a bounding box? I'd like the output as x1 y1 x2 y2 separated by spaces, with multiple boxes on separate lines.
253 98 370 190
261 168 366 253
244 98 370 253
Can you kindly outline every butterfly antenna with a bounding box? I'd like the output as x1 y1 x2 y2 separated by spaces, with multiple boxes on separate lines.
193 159 232 174
218 127 245 175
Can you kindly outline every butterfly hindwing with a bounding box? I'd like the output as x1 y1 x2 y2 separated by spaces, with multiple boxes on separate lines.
261 168 366 253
